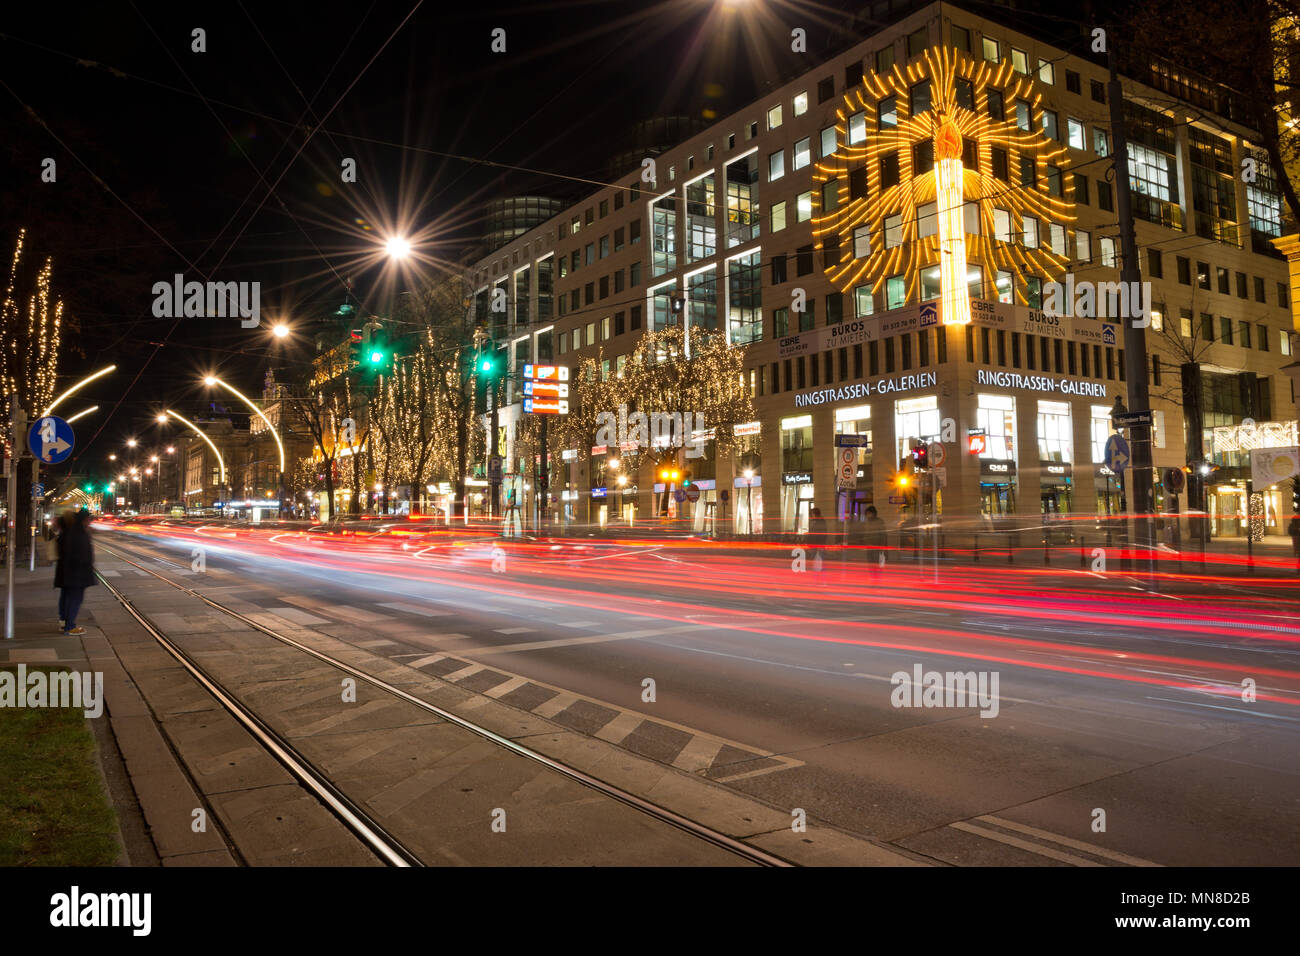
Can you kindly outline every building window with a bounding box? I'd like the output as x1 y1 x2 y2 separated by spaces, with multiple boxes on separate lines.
821 178 840 212
1258 323 1270 351
793 90 808 116
1255 275 1266 301
1097 181 1114 212
1091 79 1105 102
1066 117 1085 149
1094 128 1110 157
1176 256 1190 284
728 251 762 345
884 213 903 248
881 152 901 187
910 80 931 116
878 96 898 128
982 36 1000 63
1011 48 1029 74
951 24 970 52
796 191 813 222
907 26 928 57
853 225 871 259
1038 59 1055 85
1196 262 1210 289
1147 249 1163 279
769 149 785 181
991 147 1009 181
986 88 1003 122
767 104 783 129
1041 109 1059 141
818 76 834 103
1015 100 1032 131
771 200 787 233
854 285 873 317
849 111 868 144
796 244 813 276
1019 155 1036 188
876 45 895 74
793 137 811 170
977 393 1016 458
771 254 787 285
1220 316 1234 345
886 275 906 309
894 396 941 465
1240 320 1251 348
773 307 789 338
820 124 838 157
845 59 864 88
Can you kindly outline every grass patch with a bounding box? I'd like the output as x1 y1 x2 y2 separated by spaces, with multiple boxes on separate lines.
0 667 121 866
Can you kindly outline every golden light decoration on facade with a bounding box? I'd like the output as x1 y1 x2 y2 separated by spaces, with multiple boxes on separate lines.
812 47 1076 319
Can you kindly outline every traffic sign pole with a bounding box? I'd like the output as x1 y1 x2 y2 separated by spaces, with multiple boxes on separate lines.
6 405 28 640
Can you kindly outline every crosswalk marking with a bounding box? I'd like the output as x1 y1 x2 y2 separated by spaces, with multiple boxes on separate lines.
593 710 645 744
950 821 1103 866
532 691 580 719
377 601 453 618
267 606 330 625
483 676 529 699
976 815 1162 867
671 734 727 773
442 663 486 682
409 654 447 669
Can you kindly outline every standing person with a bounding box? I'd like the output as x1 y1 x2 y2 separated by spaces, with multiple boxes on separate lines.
863 505 886 576
55 508 96 635
52 509 70 629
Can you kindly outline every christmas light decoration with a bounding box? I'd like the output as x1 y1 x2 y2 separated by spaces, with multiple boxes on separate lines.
1 228 63 419
812 47 1076 314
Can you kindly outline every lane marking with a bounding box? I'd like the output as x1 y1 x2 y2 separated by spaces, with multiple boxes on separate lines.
470 623 711 656
977 815 1161 867
494 627 536 635
409 654 447 669
949 821 1102 866
1144 696 1300 723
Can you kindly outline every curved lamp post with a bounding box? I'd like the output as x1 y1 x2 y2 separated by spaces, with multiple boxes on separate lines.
163 409 227 513
203 376 287 513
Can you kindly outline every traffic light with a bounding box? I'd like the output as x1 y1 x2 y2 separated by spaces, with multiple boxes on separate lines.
366 330 389 368
681 468 691 487
84 482 95 494
658 467 682 483
348 330 362 367
911 444 928 469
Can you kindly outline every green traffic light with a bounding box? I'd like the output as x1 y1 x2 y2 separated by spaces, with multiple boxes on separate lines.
480 359 493 373
369 349 385 364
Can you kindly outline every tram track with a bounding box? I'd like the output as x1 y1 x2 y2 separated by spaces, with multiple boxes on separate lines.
96 541 793 867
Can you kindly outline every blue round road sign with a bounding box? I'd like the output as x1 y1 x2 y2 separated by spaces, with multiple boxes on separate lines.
28 415 75 464
1104 433 1130 476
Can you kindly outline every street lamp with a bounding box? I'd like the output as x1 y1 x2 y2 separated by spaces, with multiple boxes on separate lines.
385 236 412 260
43 365 117 416
272 323 290 338
203 375 287 514
162 409 228 514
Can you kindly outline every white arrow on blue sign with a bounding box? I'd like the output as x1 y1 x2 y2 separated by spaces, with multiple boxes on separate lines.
1104 433 1130 476
28 415 75 464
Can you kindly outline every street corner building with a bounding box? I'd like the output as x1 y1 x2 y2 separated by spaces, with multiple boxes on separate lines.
462 0 1300 540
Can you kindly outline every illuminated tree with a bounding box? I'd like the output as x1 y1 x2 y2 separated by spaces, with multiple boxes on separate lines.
813 47 1075 313
1 228 63 422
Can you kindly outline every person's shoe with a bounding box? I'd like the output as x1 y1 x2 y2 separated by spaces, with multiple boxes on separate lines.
63 626 85 636
58 619 65 630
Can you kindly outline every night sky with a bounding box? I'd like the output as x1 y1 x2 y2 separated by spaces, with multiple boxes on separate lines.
1 0 1094 484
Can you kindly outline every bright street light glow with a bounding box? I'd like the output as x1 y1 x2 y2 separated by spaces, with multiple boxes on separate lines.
126 439 137 447
386 236 412 259
272 323 290 338
44 365 116 416
204 376 217 386
108 454 116 461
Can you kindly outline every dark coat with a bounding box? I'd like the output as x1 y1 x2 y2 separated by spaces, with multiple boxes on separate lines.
54 515 96 590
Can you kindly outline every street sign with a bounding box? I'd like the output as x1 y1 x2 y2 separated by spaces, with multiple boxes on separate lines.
1163 467 1185 494
1113 410 1153 428
887 495 907 504
523 397 569 415
561 448 578 461
685 485 700 502
834 433 870 448
31 483 44 498
523 365 570 382
719 489 729 502
673 489 687 503
28 415 75 464
932 466 947 489
836 446 857 490
488 455 503 483
523 380 569 398
928 441 947 467
1104 433 1131 476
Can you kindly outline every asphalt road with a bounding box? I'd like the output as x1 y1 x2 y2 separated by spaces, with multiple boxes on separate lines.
97 521 1300 866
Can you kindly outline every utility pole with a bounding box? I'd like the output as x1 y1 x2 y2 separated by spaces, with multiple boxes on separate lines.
1108 36 1157 577
6 404 28 639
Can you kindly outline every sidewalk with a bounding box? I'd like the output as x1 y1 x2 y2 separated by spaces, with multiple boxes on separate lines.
2 566 232 865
